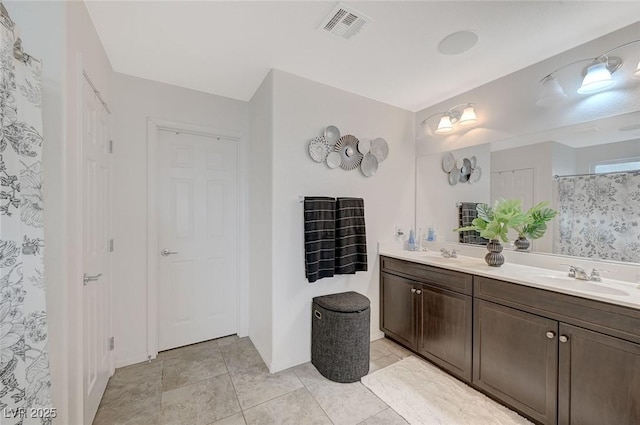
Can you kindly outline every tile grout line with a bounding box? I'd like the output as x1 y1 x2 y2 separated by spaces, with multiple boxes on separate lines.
302 384 338 425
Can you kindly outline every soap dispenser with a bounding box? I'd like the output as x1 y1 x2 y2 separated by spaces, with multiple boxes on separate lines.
408 228 416 251
427 226 435 242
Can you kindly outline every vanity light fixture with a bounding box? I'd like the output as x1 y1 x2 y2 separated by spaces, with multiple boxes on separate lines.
537 39 640 105
436 113 454 134
421 103 478 135
536 75 567 107
577 57 620 94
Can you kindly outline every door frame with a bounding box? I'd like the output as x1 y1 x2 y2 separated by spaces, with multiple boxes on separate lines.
146 118 249 359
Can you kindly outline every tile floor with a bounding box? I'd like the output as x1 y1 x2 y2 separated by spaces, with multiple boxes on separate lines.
93 335 414 425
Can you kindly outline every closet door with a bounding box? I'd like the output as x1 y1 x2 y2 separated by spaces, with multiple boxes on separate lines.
82 76 113 424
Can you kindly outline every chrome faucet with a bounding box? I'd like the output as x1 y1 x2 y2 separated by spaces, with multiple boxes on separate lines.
440 248 458 258
569 266 590 280
589 268 608 282
566 265 607 282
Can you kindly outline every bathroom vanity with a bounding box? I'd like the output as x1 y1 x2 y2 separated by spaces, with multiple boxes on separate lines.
379 249 640 425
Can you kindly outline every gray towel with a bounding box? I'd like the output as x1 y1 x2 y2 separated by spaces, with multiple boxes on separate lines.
335 197 367 274
458 202 488 245
304 197 336 283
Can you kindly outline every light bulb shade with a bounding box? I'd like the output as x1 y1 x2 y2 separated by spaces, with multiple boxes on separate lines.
536 76 567 107
633 60 640 79
577 62 615 94
435 114 454 134
458 106 477 126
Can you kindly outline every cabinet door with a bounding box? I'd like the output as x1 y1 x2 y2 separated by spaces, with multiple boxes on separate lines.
418 284 472 381
380 272 416 349
558 324 640 425
474 300 558 425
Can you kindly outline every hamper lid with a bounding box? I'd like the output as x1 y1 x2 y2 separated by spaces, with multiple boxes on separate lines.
313 291 370 312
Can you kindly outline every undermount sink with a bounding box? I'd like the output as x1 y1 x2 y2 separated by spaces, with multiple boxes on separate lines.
530 274 630 296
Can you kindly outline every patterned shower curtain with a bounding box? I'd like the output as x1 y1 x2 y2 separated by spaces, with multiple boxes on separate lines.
0 18 52 425
554 172 640 263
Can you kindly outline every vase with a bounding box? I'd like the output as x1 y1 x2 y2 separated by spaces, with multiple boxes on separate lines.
485 239 505 267
514 236 531 251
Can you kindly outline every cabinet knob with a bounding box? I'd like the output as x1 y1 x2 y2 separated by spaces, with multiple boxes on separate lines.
546 331 556 339
559 335 569 343
410 288 417 293
416 289 422 295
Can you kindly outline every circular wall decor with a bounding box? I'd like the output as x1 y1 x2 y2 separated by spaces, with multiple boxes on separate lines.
370 138 389 162
324 125 341 146
308 136 329 163
335 135 363 170
442 152 455 172
361 153 378 177
326 151 342 169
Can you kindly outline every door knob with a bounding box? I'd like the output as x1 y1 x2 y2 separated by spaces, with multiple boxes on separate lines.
161 249 179 256
83 273 102 286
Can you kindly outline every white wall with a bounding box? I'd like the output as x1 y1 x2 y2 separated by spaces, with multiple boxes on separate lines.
248 71 274 367
416 144 491 244
268 70 415 372
575 138 640 174
3 1 67 423
111 73 249 367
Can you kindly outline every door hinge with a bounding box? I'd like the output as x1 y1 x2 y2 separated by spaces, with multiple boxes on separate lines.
108 336 115 351
108 140 113 154
109 239 114 252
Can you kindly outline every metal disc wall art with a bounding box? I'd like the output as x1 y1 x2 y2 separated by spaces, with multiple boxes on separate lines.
307 126 390 177
324 125 341 145
370 138 389 162
335 135 363 170
442 152 482 185
361 153 378 177
308 136 330 163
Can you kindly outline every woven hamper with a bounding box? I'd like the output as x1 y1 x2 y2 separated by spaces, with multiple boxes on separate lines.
311 291 370 383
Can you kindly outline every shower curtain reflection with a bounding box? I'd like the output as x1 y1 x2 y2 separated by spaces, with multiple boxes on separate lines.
554 171 640 263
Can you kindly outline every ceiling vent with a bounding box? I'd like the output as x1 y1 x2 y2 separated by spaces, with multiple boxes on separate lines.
319 2 373 40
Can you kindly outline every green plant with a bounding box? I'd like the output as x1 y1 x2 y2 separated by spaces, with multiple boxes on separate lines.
513 201 558 240
454 199 529 242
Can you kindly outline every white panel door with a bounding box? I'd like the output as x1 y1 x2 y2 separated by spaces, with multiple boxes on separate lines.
490 168 535 210
82 78 112 424
491 168 535 243
157 130 238 351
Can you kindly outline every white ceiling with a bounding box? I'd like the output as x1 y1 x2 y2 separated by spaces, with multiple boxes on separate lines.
84 1 640 112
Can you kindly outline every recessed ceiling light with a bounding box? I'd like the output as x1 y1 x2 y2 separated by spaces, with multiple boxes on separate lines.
438 30 478 55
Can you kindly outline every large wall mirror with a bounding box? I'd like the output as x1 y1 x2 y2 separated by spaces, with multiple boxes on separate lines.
415 21 640 265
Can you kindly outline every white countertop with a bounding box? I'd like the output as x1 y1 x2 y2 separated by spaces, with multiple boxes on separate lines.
379 246 640 310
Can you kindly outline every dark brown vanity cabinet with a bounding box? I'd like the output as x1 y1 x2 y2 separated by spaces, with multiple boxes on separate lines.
474 299 558 425
475 276 640 425
380 257 640 425
380 256 473 381
418 284 472 380
380 271 417 349
558 324 640 425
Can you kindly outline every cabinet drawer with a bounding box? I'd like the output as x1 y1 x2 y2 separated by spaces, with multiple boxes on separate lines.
475 276 640 345
381 256 473 295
